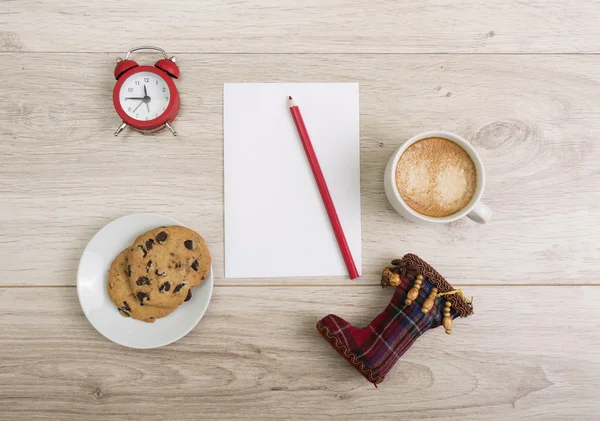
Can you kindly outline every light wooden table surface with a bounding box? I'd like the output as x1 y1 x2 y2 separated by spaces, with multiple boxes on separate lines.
1 1 600 420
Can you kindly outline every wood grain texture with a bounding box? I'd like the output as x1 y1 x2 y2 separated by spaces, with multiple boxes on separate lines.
0 286 599 421
1 53 599 286
1 0 600 53
1 2 598 419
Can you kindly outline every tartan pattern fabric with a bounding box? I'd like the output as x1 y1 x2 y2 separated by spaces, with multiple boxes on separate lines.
316 254 470 386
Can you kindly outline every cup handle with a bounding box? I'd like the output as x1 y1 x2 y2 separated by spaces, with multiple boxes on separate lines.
467 201 492 224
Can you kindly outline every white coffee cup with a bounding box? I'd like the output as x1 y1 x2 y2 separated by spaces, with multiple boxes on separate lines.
384 130 492 224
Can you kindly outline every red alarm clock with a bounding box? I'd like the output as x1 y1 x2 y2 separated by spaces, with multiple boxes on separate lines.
113 46 180 136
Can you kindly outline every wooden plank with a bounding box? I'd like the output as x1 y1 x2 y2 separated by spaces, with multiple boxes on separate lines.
1 1 600 53
1 53 599 286
0 286 598 420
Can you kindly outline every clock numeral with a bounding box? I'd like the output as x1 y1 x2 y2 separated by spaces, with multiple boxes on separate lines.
128 87 133 92
165 97 169 101
136 113 139 118
144 77 149 82
156 80 159 85
128 107 131 112
135 80 140 85
162 87 166 92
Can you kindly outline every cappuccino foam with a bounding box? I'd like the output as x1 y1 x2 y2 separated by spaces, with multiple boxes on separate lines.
395 137 477 218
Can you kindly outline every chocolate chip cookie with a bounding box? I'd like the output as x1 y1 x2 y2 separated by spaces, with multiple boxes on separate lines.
107 248 176 323
128 226 211 308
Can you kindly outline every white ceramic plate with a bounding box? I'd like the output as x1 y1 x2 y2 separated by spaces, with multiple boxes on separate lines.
77 213 214 349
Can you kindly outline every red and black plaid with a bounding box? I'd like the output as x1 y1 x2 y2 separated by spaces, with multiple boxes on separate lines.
317 254 473 386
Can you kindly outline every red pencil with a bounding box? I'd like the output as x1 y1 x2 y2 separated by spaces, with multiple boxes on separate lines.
288 96 359 280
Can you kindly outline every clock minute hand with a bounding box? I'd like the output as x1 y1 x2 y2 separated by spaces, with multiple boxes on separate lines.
125 97 144 100
144 85 150 113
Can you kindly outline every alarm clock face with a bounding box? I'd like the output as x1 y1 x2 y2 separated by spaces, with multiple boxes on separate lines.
118 71 171 121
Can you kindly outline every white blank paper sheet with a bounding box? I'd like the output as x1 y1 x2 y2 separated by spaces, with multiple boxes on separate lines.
224 83 362 278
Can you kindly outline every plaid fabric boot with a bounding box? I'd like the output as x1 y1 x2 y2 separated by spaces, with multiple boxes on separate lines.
316 253 473 386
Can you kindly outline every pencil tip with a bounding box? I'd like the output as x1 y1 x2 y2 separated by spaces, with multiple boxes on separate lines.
288 96 293 100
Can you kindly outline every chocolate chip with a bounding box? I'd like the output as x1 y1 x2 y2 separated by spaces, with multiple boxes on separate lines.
145 239 154 250
175 263 181 269
191 260 199 271
159 281 171 293
137 245 147 258
146 261 152 273
201 275 205 280
118 301 131 317
184 290 192 302
125 265 131 277
155 269 166 277
170 252 175 257
156 231 167 244
184 240 194 250
136 292 149 305
136 276 151 286
173 283 185 293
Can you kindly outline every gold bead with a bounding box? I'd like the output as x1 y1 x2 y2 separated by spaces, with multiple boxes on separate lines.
382 267 396 287
405 287 419 305
405 277 422 306
421 288 438 314
416 274 424 281
442 316 452 334
445 301 452 308
389 273 400 287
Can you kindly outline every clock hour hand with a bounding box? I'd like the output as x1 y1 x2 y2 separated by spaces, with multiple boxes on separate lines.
125 97 144 100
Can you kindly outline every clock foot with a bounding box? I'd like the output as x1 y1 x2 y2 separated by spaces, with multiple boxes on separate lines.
114 122 127 136
165 122 178 136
